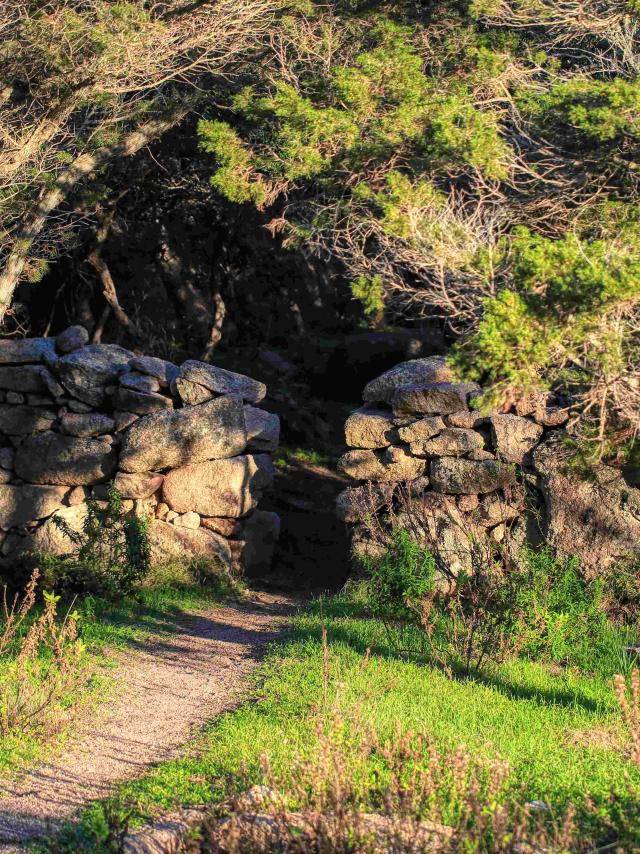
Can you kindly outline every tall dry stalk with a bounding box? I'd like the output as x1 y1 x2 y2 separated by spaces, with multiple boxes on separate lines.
615 668 640 765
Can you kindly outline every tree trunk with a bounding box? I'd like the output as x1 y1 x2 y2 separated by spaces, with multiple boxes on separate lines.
0 106 191 327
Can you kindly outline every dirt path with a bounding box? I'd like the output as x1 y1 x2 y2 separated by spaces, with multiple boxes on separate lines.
0 591 295 850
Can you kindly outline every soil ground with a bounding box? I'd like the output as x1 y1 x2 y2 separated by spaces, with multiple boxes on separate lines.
0 592 295 850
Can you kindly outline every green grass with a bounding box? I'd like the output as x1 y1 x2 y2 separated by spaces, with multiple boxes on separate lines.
46 590 640 851
0 565 238 778
273 446 332 468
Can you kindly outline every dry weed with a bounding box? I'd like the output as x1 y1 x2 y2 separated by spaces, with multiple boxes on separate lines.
0 570 88 740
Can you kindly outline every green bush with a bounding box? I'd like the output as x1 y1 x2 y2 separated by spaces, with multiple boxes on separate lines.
41 486 151 599
357 532 631 676
197 1 640 458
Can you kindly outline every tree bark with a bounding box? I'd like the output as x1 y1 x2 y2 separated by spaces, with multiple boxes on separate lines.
0 106 191 326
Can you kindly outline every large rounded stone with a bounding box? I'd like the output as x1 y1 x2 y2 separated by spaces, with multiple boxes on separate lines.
119 372 160 394
55 325 89 354
178 360 266 404
430 457 517 494
14 432 118 485
57 344 133 406
0 484 69 528
119 395 246 473
60 412 115 437
397 416 445 444
0 404 57 435
147 519 231 568
129 356 179 387
18 503 90 557
490 414 543 464
112 387 173 415
0 365 62 396
338 447 426 482
344 406 398 449
244 406 280 452
114 471 164 499
392 382 480 416
173 378 213 406
363 357 452 404
162 454 274 517
534 437 640 576
0 338 57 365
410 427 484 458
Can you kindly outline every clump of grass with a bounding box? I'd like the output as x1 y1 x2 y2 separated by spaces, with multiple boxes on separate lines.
199 634 582 854
273 446 331 468
0 570 89 743
357 529 633 678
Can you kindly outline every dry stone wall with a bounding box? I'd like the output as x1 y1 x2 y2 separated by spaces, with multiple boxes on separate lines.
337 357 640 581
0 328 281 574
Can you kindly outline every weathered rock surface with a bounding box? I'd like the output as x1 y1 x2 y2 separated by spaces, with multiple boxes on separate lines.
336 483 397 523
244 406 280 452
15 432 118 485
179 360 266 404
490 414 543 464
114 471 164 499
0 484 69 528
392 383 480 416
173 378 213 406
55 325 89 354
410 428 484 458
162 454 274 517
0 365 62 396
471 487 525 528
363 357 452 404
397 416 445 444
534 437 640 575
112 387 173 415
430 457 516 494
119 395 246 472
60 412 115 437
130 356 179 387
119 373 161 394
402 493 486 586
57 344 133 405
344 406 398 449
0 338 57 365
201 516 243 537
174 511 201 529
446 410 486 429
114 411 139 432
147 519 231 567
0 405 56 435
338 447 426 482
515 392 569 427
17 503 90 557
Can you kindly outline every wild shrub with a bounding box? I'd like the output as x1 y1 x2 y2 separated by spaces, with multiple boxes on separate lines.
0 570 88 741
357 522 626 676
42 486 151 599
197 634 582 853
198 1 640 460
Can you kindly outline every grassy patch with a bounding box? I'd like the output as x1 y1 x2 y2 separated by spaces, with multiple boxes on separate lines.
273 446 332 468
0 563 238 778
49 591 640 851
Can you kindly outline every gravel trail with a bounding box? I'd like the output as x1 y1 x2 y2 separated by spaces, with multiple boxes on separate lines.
0 591 294 849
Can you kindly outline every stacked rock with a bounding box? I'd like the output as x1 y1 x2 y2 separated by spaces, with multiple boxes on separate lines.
336 356 574 581
0 328 281 574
